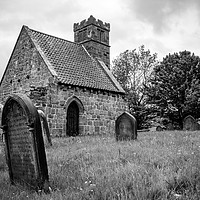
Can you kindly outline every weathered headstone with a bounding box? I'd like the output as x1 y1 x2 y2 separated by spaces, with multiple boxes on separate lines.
166 122 174 131
115 112 137 141
37 109 52 146
183 115 197 131
156 126 163 131
1 94 49 191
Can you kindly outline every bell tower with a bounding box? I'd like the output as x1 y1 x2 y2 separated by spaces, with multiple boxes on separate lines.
74 15 110 69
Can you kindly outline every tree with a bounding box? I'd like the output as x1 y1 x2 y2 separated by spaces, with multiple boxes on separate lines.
112 45 158 128
147 51 200 129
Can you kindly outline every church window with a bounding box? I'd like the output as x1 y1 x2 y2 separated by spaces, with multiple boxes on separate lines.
97 29 105 42
78 28 87 42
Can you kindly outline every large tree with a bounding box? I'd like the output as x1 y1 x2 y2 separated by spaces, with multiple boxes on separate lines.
147 50 200 128
112 45 158 128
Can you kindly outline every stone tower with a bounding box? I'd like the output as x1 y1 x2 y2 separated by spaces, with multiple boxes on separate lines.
74 15 110 68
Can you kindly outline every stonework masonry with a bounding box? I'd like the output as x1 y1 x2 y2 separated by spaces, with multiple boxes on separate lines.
0 29 52 100
46 84 126 137
0 26 127 137
74 15 110 68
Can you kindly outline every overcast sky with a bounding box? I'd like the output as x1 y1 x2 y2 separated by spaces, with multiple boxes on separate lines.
1 0 200 79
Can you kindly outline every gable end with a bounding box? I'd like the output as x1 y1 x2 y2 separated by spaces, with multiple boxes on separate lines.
0 26 54 102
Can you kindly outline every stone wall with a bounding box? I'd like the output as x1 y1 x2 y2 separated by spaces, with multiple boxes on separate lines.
0 27 52 104
45 84 127 137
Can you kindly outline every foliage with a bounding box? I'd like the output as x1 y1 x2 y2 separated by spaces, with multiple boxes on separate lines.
112 45 158 128
1 132 200 199
147 51 200 128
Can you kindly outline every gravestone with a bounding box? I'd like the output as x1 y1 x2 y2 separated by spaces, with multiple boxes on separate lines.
166 122 174 131
115 112 137 141
37 109 52 146
1 94 49 191
156 126 163 131
183 115 197 131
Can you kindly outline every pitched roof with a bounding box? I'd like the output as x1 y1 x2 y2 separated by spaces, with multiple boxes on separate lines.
24 26 125 94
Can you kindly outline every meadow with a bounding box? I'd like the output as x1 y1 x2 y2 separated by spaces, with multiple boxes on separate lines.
0 130 200 199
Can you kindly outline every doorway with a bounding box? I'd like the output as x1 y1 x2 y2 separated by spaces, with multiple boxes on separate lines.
66 101 79 136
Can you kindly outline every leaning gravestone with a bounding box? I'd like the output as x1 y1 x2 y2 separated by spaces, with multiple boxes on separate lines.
38 109 52 146
1 94 49 191
115 112 137 141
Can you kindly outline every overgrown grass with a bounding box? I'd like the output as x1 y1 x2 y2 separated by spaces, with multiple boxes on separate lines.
1 131 200 199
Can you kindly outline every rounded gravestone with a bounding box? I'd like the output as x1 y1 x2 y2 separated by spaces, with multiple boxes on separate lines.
183 115 197 131
1 94 49 191
115 112 137 141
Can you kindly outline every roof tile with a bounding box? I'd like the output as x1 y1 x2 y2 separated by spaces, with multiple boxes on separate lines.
25 26 125 93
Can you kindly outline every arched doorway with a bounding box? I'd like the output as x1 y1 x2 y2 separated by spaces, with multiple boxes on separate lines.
66 101 79 136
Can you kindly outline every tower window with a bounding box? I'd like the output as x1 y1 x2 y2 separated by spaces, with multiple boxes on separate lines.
97 29 105 42
78 28 87 42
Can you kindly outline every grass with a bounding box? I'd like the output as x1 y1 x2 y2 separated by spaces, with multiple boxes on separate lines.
0 131 200 199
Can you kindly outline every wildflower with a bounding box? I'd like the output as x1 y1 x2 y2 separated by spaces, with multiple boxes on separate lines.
177 149 181 154
173 193 182 198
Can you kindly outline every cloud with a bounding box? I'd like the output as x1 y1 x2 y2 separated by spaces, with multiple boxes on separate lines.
127 0 200 33
1 0 200 78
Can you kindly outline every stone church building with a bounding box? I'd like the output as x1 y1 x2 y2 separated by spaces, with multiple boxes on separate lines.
0 15 127 137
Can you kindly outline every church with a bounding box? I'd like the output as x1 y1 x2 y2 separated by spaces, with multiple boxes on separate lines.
0 15 127 137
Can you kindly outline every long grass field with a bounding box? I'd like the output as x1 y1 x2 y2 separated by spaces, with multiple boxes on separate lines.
0 130 200 199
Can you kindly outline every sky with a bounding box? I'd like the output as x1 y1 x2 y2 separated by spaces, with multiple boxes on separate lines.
1 0 200 79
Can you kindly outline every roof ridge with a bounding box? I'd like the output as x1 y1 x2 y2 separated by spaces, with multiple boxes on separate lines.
24 25 80 46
